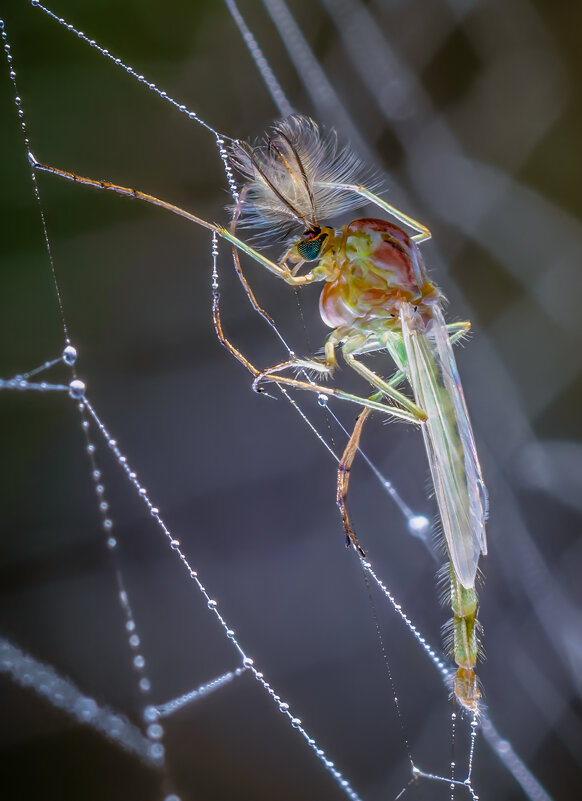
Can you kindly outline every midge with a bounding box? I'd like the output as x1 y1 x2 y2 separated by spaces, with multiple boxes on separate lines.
33 114 488 710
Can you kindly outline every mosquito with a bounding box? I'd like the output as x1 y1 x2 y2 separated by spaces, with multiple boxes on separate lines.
32 114 487 711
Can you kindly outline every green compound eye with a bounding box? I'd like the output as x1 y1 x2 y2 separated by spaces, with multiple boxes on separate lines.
296 231 327 261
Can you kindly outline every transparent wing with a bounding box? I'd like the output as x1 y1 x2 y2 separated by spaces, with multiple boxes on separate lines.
400 303 488 589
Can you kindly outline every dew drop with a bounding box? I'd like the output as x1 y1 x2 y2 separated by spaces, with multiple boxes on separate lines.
149 742 165 760
62 344 77 365
76 697 97 720
69 378 86 399
147 723 164 739
408 515 430 535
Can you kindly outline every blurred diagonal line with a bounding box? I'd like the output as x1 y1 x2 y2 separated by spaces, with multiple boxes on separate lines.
0 637 159 766
261 0 378 164
482 450 582 695
511 646 582 765
481 712 555 801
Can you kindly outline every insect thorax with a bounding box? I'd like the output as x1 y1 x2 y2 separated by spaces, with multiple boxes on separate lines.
318 218 440 331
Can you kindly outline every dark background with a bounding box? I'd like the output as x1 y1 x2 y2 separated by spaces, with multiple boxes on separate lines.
1 1 581 800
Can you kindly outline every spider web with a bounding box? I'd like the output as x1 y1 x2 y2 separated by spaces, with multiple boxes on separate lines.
1 2 580 800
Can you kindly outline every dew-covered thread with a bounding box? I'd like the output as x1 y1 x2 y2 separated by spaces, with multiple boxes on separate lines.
80 393 364 801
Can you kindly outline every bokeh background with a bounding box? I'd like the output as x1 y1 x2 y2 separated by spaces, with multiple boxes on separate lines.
1 1 581 799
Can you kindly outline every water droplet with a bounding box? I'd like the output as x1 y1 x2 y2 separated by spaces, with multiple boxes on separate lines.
242 657 254 667
129 634 140 648
147 723 164 739
62 344 77 365
207 599 217 608
149 742 165 760
68 378 86 399
133 655 145 669
86 444 95 454
106 537 117 549
76 697 97 720
139 677 151 692
408 515 429 534
103 519 113 530
317 393 328 406
144 706 159 722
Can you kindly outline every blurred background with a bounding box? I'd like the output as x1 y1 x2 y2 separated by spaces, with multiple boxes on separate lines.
1 1 581 799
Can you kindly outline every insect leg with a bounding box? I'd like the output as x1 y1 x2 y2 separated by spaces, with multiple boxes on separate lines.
31 159 320 286
343 351 427 421
229 187 277 329
336 404 373 556
319 181 432 243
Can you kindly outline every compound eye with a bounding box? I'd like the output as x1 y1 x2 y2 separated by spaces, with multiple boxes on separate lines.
296 231 328 261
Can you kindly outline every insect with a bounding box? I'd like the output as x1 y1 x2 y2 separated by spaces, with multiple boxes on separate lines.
33 114 488 711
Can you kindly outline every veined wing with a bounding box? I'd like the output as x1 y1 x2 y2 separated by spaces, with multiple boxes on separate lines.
400 303 488 589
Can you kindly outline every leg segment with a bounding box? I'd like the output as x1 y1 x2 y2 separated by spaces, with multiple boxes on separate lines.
337 405 373 557
320 181 432 243
343 351 427 421
31 158 321 286
229 186 277 331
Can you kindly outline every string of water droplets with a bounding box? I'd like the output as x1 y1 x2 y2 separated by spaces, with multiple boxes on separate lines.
1 4 486 799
